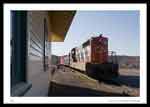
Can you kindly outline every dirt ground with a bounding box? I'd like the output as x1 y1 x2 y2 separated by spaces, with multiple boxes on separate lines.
119 68 139 76
48 66 140 96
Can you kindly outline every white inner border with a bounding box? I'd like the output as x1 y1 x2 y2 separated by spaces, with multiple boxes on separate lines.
4 4 147 104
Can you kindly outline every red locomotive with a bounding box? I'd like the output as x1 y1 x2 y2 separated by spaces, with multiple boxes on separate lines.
61 34 119 80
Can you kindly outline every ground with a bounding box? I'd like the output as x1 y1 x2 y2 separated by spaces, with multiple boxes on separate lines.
48 66 139 96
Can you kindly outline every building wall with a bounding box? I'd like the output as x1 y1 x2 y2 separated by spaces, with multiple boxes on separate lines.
11 11 75 96
24 11 51 96
51 55 60 65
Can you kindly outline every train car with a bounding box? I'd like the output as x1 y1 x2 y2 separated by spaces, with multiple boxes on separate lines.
60 55 70 65
60 56 64 64
70 34 119 81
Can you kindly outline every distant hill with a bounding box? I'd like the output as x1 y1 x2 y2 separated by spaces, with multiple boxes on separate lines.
109 55 140 69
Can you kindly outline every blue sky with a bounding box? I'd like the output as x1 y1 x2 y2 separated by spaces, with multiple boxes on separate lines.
51 11 140 56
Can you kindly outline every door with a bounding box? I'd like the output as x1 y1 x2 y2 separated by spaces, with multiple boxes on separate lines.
11 11 27 86
43 18 48 71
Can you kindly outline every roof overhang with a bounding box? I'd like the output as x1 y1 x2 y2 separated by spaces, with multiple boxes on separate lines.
48 11 76 42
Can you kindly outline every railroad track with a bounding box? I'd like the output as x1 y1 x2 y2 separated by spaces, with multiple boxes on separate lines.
56 64 139 96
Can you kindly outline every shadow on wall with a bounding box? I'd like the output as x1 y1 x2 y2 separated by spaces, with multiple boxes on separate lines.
48 82 130 97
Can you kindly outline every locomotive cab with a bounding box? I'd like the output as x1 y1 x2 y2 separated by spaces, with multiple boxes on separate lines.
86 34 119 80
